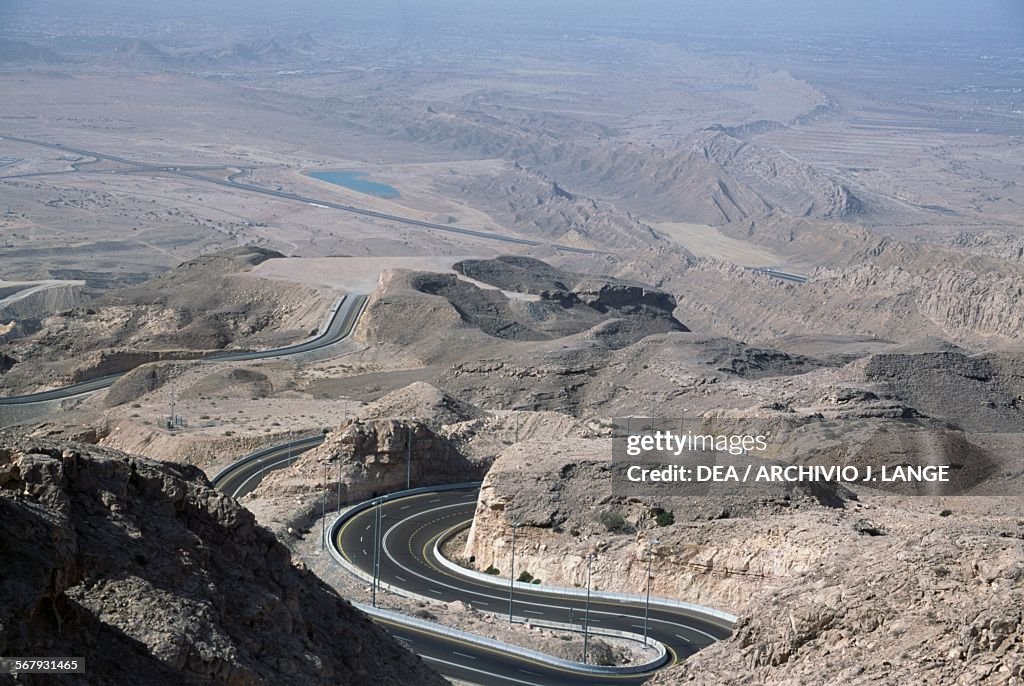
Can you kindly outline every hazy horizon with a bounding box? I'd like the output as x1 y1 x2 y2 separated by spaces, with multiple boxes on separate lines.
2 0 1021 44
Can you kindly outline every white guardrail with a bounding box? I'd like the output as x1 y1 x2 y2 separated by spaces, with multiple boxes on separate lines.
432 523 738 628
324 482 738 675
209 434 324 487
353 603 668 676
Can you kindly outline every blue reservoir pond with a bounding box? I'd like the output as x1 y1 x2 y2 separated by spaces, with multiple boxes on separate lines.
307 170 400 199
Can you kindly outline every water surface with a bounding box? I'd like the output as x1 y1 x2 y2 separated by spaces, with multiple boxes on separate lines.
309 170 399 199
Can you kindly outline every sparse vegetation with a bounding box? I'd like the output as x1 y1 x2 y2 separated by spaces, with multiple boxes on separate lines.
599 510 627 533
652 507 674 527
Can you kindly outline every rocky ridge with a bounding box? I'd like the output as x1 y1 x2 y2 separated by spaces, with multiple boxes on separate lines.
0 434 445 686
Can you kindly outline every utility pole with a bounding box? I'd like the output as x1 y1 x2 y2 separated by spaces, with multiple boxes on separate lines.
336 459 342 513
508 520 520 623
643 539 660 646
583 554 594 664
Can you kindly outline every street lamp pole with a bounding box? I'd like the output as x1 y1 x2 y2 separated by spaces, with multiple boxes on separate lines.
583 554 593 664
643 539 659 646
508 521 520 623
372 496 382 607
406 421 413 490
320 462 327 550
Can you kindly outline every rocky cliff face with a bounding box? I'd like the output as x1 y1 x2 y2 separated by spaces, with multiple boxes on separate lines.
462 437 1024 685
864 345 1024 432
253 418 487 506
462 438 845 612
650 528 1023 685
0 434 445 686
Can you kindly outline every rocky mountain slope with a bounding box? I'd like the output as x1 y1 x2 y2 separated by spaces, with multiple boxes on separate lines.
0 247 332 395
355 257 688 364
461 437 1023 685
0 434 445 686
388 106 862 224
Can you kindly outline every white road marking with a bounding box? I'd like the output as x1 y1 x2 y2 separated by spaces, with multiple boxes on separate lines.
421 656 545 686
369 496 723 641
451 651 477 660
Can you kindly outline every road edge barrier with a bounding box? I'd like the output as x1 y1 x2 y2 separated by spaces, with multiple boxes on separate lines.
432 522 738 628
210 434 325 489
352 602 668 676
0 293 366 406
326 482 670 676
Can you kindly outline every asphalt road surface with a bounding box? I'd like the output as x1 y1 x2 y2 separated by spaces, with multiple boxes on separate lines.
0 293 367 405
211 434 325 498
334 487 733 685
209 439 733 685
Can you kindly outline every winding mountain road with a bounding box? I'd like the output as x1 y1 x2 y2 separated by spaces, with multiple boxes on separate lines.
213 441 733 685
0 293 367 405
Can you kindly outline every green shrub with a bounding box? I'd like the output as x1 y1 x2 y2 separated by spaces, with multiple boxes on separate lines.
484 565 500 575
599 510 627 532
655 510 675 527
517 571 534 583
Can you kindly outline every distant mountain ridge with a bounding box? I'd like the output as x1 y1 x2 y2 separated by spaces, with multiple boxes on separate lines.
0 38 66 64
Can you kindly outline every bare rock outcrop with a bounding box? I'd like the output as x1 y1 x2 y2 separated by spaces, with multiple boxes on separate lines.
650 530 1024 685
356 259 688 364
462 436 1024 685
253 418 486 506
357 381 487 429
0 434 445 686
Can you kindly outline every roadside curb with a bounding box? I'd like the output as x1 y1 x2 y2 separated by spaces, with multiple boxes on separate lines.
326 483 671 676
432 522 738 628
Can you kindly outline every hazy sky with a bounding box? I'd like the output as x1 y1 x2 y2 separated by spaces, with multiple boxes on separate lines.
2 0 1021 42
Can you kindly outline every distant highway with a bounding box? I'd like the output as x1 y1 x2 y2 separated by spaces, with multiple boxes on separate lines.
0 279 85 310
0 294 367 405
0 135 608 256
754 267 808 284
